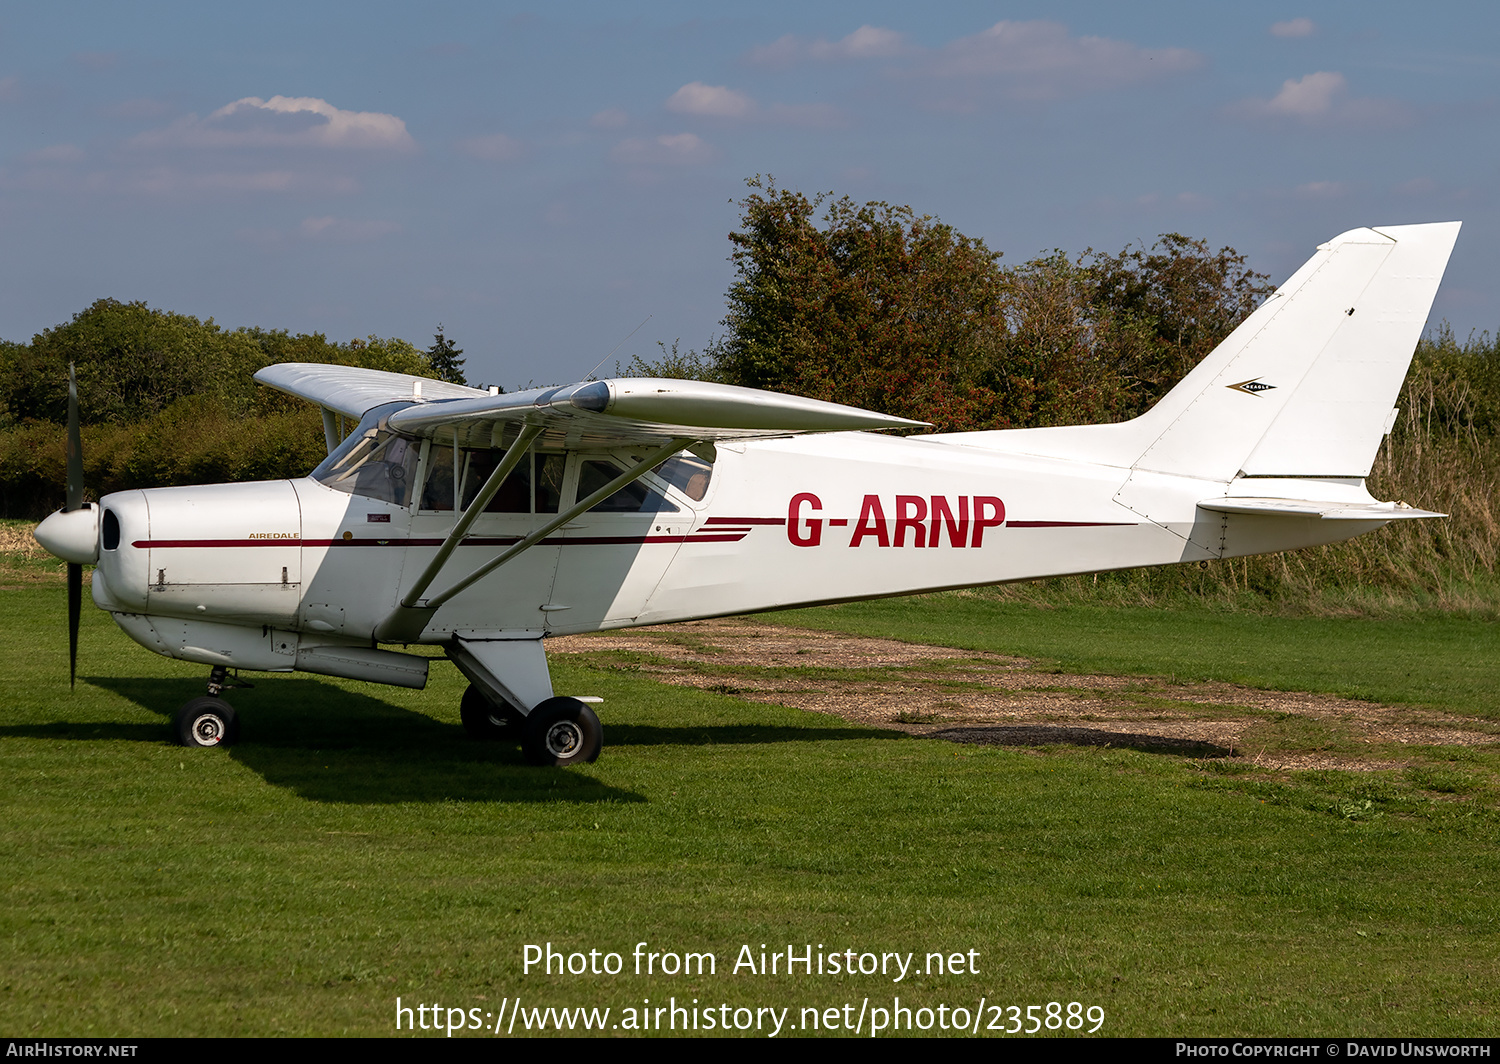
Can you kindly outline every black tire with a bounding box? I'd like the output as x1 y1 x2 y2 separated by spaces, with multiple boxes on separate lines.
522 697 602 767
459 684 519 740
174 696 239 748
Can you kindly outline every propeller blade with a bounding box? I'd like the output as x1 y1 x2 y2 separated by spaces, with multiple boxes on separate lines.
66 363 84 513
68 562 81 689
65 364 85 688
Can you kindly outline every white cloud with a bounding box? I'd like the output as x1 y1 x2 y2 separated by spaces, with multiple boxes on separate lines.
134 95 415 150
609 133 717 167
1296 180 1347 199
829 25 906 59
927 20 1202 99
1233 72 1414 126
457 132 524 161
664 83 844 127
1271 18 1317 38
0 76 20 103
666 83 756 119
590 108 629 129
748 25 907 66
1265 71 1345 116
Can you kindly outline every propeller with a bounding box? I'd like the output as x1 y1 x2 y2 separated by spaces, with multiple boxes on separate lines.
65 364 84 688
34 364 98 688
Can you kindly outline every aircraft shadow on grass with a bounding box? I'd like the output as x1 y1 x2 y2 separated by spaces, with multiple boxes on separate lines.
930 724 1235 759
604 722 904 748
61 675 903 804
78 674 645 805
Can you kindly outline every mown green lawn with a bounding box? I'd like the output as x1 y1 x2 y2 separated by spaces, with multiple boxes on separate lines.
1 583 1496 1037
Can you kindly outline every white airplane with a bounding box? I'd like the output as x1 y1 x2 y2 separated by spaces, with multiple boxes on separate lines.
35 222 1460 766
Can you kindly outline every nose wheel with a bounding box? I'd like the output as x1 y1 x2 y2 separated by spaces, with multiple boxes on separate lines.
174 696 239 748
172 666 249 747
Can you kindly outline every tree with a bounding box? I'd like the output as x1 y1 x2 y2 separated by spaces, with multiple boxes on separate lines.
426 325 466 385
1085 234 1273 415
712 176 1009 431
693 177 1273 432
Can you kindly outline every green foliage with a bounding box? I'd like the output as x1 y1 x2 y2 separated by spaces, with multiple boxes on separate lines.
712 176 1011 430
0 398 325 517
620 340 725 382
642 177 1273 432
425 324 467 385
1085 233 1273 412
0 298 444 515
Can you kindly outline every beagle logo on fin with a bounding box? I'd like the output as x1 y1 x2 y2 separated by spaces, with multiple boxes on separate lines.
1227 378 1276 396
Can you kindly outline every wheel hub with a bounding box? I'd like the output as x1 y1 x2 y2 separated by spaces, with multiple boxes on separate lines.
544 721 582 757
193 714 225 745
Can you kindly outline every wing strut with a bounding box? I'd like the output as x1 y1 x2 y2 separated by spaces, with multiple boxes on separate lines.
398 424 544 611
320 407 340 455
373 436 693 642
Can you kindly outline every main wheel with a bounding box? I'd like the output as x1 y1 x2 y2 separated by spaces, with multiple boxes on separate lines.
174 696 239 748
459 684 520 740
522 697 602 767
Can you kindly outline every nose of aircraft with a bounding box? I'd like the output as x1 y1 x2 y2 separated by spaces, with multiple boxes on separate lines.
35 504 100 564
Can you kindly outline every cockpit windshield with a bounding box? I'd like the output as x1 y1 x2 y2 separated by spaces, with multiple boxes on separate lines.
311 406 423 506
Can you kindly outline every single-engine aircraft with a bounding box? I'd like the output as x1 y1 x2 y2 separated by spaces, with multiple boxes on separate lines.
35 222 1460 765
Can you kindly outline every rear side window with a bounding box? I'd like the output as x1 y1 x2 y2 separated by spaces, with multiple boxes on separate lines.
653 454 713 501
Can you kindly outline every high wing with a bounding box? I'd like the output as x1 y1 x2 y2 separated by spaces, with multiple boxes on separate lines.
253 363 486 420
254 363 927 448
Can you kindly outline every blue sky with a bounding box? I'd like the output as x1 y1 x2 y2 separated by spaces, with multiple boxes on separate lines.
2 2 1496 388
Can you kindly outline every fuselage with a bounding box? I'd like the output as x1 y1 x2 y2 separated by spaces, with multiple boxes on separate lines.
90 428 1383 674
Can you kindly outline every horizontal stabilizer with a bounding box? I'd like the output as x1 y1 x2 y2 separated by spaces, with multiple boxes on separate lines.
1197 497 1444 520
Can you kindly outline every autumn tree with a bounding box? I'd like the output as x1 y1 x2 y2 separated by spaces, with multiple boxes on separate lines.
713 176 1010 431
1085 234 1273 415
693 177 1273 432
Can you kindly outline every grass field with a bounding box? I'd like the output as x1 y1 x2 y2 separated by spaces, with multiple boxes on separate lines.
2 557 1498 1037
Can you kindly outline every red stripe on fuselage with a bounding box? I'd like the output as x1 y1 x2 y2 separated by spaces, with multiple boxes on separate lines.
1003 521 1137 528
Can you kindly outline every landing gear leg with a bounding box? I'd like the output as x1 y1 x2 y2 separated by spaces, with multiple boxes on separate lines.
173 666 249 747
447 638 603 766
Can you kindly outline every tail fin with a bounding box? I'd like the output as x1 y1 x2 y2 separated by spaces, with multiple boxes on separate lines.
950 222 1460 482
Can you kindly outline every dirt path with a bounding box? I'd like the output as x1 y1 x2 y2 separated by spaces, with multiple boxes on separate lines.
550 619 1500 771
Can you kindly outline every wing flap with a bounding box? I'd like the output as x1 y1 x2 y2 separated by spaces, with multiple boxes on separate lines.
1197 497 1444 520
